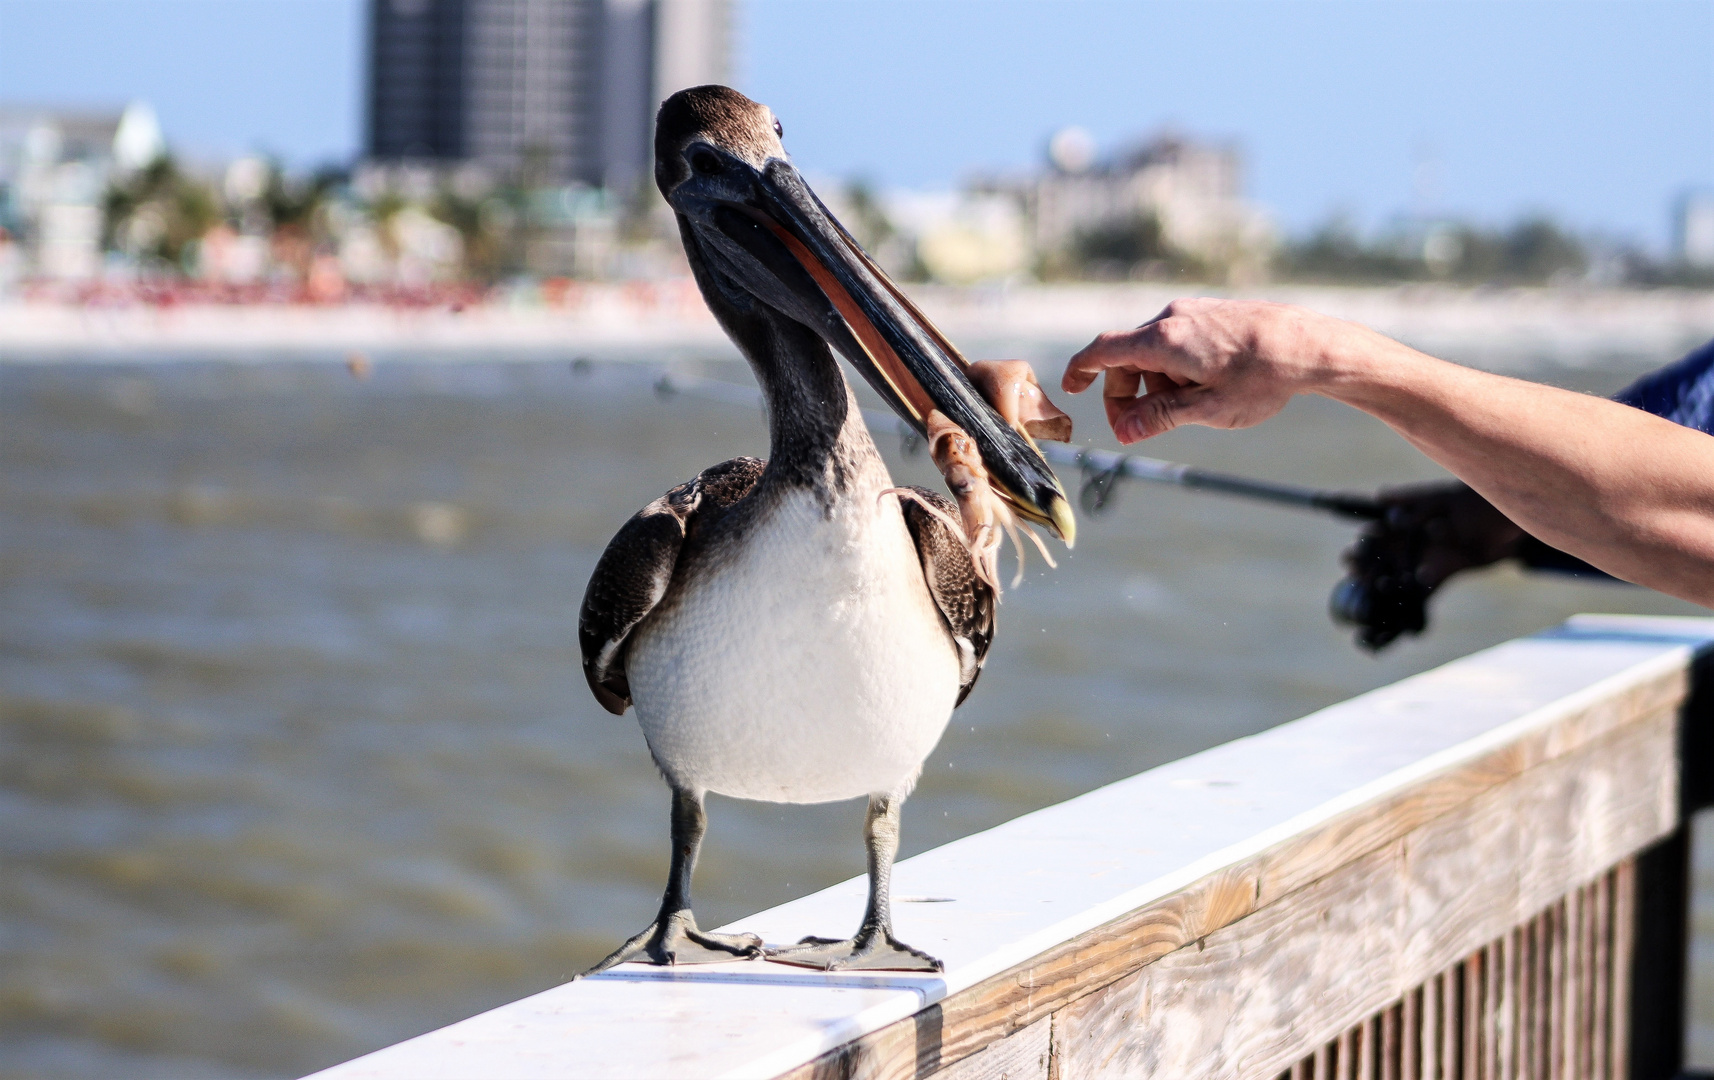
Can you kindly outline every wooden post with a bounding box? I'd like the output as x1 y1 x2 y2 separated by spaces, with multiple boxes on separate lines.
1629 648 1713 1079
1629 831 1688 1079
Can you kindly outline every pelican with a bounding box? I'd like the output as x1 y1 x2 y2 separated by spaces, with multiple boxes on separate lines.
579 86 1074 974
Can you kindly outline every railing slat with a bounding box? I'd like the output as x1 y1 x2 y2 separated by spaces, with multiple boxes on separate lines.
1593 870 1612 1080
1404 986 1422 1080
1611 859 1636 1080
1542 910 1555 1080
1381 1004 1400 1080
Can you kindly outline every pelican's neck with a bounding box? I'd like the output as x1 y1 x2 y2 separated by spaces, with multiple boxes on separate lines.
678 216 887 503
746 311 886 500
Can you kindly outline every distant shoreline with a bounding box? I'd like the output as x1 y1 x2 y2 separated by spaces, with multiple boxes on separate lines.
4 282 1712 371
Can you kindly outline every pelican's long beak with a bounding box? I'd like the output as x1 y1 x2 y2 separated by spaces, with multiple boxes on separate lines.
668 153 1075 545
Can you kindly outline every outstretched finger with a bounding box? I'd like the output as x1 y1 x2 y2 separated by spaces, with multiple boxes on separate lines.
1061 313 1197 394
1061 323 1161 393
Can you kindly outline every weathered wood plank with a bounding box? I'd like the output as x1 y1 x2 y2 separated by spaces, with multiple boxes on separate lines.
1250 672 1685 911
1049 841 1402 1079
1048 711 1674 1079
928 1017 1051 1080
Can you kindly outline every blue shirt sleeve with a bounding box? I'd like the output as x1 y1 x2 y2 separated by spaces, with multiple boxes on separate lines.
1612 338 1714 434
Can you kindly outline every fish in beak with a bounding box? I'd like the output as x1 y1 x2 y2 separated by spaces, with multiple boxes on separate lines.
655 86 1076 552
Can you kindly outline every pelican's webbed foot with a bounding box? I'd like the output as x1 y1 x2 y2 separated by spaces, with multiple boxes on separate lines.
581 910 762 976
762 792 945 972
766 927 943 972
579 786 763 977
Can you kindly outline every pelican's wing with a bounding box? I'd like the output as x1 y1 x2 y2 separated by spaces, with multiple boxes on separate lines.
897 485 997 705
579 457 765 715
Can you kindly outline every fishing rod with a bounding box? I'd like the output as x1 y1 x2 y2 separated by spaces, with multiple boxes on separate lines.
649 372 1386 523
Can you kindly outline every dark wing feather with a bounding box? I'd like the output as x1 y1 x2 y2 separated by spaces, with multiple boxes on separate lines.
897 486 997 705
579 457 765 714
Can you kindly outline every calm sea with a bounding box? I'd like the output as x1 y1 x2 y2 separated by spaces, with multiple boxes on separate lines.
1 348 1707 1078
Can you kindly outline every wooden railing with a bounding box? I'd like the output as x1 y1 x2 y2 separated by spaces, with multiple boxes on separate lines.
307 614 1714 1080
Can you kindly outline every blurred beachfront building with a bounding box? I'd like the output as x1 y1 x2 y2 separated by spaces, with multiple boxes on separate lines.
1020 126 1276 283
0 103 164 284
887 127 1275 286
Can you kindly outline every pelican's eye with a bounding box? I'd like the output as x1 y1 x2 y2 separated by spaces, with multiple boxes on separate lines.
691 150 721 176
773 118 783 138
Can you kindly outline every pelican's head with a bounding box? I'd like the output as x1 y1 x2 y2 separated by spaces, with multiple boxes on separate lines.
654 85 1074 545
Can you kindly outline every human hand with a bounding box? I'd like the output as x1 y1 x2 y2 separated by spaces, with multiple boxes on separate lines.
1331 482 1526 650
1061 298 1363 444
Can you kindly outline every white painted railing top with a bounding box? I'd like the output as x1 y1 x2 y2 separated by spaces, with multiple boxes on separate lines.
306 614 1714 1080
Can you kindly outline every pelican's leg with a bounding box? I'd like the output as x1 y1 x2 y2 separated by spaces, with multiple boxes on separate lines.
579 786 762 976
765 792 944 972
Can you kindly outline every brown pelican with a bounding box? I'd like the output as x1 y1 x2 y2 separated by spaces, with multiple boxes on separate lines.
579 86 1073 975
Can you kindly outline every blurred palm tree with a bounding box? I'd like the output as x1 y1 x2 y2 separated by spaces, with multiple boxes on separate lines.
103 157 220 272
263 164 343 280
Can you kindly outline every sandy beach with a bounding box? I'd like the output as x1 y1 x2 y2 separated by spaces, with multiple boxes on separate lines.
5 282 1713 370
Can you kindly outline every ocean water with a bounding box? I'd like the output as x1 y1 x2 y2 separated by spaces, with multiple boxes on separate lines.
1 351 1707 1079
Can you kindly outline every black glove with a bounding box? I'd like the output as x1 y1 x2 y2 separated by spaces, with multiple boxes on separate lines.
1330 482 1526 651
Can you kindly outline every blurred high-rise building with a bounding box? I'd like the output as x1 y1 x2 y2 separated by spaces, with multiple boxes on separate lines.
1677 190 1714 270
366 0 731 191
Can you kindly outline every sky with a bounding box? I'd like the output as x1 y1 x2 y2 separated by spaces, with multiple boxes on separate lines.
1 0 1710 250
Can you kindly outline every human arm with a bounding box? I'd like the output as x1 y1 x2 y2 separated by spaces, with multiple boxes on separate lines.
1061 298 1714 607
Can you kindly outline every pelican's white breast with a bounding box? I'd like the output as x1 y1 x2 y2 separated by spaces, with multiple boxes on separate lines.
625 487 960 803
